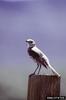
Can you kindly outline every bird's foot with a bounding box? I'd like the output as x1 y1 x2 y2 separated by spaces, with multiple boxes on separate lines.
29 73 35 77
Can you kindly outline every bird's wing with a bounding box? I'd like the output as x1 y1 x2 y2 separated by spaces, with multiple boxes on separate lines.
32 46 48 60
32 46 49 67
32 46 44 55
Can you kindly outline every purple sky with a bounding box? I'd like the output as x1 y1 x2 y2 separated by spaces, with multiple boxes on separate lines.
0 0 66 99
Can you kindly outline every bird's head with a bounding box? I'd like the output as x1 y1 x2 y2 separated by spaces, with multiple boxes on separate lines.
26 39 36 48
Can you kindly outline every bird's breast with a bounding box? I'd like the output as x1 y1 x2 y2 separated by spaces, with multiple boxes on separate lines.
28 48 39 60
27 48 48 68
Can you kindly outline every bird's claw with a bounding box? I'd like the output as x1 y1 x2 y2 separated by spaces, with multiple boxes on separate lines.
29 73 35 77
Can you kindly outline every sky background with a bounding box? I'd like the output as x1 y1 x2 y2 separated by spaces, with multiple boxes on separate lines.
0 0 66 99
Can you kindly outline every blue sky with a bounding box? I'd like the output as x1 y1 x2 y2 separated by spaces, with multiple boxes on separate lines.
0 0 66 99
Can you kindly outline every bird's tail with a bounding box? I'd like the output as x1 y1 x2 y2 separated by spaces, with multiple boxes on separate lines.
48 64 60 77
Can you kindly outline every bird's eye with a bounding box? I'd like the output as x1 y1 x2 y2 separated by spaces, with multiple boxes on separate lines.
29 41 33 43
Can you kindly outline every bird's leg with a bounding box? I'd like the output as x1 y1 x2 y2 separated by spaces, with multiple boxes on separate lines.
38 64 41 74
33 63 39 74
30 63 39 76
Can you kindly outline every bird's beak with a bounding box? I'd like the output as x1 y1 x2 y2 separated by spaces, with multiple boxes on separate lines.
26 40 27 42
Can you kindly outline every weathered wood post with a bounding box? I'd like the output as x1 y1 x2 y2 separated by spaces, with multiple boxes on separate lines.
27 75 60 100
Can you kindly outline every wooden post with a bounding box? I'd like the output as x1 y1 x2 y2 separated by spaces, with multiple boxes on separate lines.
27 75 60 100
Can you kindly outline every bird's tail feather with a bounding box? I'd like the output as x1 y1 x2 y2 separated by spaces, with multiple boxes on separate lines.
48 64 60 77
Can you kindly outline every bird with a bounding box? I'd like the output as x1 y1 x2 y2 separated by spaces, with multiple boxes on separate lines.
26 39 60 77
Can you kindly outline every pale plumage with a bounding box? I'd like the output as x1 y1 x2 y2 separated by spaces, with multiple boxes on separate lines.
32 46 49 63
26 39 60 77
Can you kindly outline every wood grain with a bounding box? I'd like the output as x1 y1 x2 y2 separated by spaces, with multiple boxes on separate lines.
27 75 60 100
